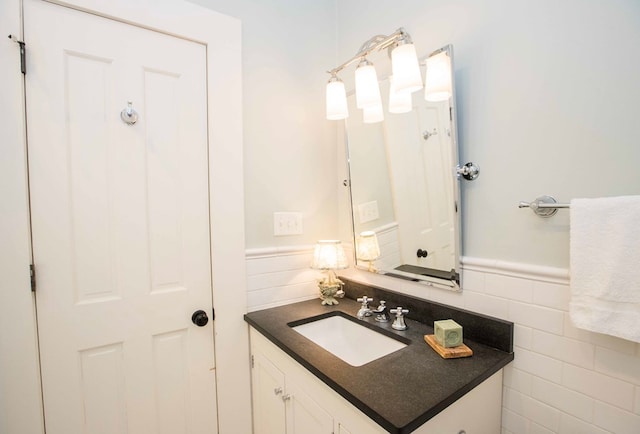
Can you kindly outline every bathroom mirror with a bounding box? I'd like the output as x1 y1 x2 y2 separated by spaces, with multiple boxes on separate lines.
345 45 463 290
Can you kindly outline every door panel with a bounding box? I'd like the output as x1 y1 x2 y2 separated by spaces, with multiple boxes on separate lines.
24 1 216 433
416 102 455 269
79 343 128 434
287 382 334 434
251 352 287 434
385 100 454 270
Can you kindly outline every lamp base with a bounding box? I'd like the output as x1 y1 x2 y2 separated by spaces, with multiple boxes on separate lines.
318 281 344 306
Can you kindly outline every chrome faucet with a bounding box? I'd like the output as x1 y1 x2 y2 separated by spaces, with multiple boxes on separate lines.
356 296 373 319
390 307 409 330
372 300 390 322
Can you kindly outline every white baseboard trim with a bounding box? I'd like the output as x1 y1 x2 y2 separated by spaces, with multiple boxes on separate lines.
245 247 571 286
246 245 315 259
461 256 569 285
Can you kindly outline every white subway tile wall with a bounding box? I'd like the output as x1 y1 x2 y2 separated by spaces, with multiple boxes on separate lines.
246 247 319 311
245 249 640 433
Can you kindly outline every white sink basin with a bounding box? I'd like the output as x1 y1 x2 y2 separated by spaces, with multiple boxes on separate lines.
291 315 407 367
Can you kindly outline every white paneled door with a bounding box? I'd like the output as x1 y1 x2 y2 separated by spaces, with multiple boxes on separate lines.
24 1 218 433
385 100 455 271
414 101 455 270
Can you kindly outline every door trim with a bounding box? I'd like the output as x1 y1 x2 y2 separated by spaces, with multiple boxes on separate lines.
2 1 249 433
0 0 44 432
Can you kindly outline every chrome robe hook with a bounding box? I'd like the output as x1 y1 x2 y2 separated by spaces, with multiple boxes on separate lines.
120 101 138 125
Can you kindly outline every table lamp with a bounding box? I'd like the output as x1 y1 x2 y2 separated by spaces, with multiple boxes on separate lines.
356 231 380 272
310 240 348 305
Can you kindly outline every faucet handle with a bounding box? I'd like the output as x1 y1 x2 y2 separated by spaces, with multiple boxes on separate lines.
390 307 409 330
357 296 373 307
390 307 409 316
356 296 373 319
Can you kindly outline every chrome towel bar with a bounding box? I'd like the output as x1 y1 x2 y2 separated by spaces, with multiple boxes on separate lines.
518 195 569 217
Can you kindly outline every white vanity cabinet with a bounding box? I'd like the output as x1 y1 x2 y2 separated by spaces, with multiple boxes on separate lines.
251 348 333 434
250 327 382 434
249 327 503 434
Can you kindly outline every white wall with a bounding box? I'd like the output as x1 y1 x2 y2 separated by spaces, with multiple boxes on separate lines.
190 0 340 249
336 0 640 269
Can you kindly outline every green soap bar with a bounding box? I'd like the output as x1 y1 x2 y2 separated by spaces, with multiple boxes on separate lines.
434 319 463 348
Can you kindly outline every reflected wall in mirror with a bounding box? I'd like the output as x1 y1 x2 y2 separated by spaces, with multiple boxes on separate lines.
346 45 462 290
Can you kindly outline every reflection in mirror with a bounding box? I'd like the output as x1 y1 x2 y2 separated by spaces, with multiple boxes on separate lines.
346 45 461 290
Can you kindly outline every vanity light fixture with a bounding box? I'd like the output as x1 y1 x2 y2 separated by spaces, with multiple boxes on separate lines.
356 231 381 272
325 28 422 123
326 74 349 120
424 48 453 102
355 58 382 109
390 35 423 94
310 240 348 305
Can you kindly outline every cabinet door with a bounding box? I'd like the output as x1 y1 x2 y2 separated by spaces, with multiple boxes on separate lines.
286 381 334 434
251 353 286 434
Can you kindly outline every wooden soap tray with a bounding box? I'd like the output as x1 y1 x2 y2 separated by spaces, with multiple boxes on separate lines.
424 334 473 359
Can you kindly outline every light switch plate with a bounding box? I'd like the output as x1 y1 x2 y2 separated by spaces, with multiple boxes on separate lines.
273 212 303 236
358 200 379 224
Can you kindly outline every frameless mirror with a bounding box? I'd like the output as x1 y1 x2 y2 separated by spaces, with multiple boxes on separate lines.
345 45 465 291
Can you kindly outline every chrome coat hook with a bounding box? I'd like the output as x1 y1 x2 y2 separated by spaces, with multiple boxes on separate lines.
422 128 438 141
456 162 480 181
120 101 138 126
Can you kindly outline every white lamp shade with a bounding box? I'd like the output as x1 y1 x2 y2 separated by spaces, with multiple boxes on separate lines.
425 51 452 102
326 78 349 120
355 61 382 109
362 104 384 124
356 231 380 261
311 240 348 270
391 43 423 94
388 76 412 114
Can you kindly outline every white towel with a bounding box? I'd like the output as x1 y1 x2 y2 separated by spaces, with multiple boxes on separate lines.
569 195 640 343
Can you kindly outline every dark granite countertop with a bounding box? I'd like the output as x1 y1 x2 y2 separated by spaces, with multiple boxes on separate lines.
244 278 514 434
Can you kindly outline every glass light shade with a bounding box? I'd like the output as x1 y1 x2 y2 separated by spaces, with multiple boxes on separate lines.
424 51 452 102
310 240 348 270
326 77 349 120
355 60 382 109
356 231 380 261
391 43 423 94
362 104 384 124
388 76 412 114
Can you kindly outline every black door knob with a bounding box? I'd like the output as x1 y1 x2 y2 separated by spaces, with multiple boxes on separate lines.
191 310 209 327
416 249 428 258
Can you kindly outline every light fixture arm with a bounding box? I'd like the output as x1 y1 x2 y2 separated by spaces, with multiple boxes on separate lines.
327 28 410 76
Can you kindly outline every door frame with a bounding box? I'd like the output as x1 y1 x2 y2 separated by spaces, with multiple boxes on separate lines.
0 1 250 433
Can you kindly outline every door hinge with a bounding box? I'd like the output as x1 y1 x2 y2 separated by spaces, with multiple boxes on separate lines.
251 355 254 368
8 35 26 75
30 264 36 292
